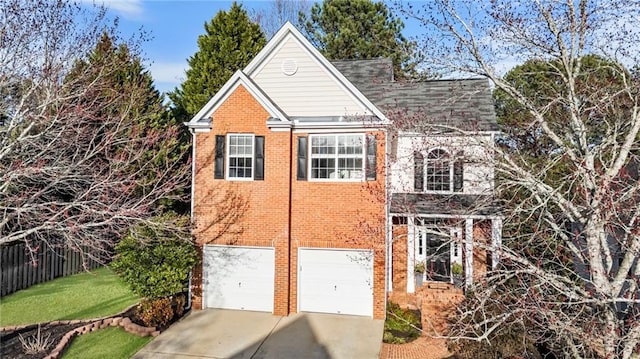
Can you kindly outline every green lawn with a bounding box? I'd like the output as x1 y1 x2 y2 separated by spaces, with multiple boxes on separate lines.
0 266 139 326
62 327 151 359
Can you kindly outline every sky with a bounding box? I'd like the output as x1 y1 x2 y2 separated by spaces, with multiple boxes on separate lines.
82 0 426 94
83 1 267 94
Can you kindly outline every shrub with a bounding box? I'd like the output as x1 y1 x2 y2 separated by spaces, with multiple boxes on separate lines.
136 298 174 328
383 302 422 344
19 325 53 355
111 213 198 299
172 293 186 318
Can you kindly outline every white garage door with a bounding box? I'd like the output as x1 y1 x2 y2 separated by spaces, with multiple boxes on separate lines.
298 248 373 317
203 245 274 312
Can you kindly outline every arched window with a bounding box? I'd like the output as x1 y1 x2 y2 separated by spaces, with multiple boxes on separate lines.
426 149 452 192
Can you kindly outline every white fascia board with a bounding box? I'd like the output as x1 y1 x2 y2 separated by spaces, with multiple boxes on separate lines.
185 70 289 128
183 121 211 132
291 118 389 132
243 22 389 124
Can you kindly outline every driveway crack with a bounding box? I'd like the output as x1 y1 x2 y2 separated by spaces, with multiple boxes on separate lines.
249 316 283 359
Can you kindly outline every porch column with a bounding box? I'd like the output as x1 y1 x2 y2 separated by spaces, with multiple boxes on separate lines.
407 217 416 293
465 218 474 288
491 217 503 270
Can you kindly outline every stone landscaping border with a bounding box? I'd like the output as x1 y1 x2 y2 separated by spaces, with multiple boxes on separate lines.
0 303 160 359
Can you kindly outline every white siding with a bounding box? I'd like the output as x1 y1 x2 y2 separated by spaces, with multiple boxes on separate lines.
390 134 495 195
251 37 371 117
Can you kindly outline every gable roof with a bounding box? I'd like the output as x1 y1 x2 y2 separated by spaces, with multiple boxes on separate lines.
186 70 288 130
333 59 499 132
332 58 395 89
243 22 389 124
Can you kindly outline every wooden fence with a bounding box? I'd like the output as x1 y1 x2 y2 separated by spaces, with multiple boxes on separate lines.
0 241 105 297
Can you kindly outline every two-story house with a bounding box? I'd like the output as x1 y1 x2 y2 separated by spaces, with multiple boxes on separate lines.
185 23 501 321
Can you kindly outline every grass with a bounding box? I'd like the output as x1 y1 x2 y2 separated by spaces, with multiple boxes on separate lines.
61 327 151 359
383 302 422 344
0 266 140 326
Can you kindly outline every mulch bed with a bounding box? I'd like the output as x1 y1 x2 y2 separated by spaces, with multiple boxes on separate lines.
1 300 189 359
1 322 85 359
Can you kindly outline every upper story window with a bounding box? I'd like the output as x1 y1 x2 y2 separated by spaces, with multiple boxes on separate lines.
214 134 264 181
296 134 377 182
310 134 364 180
414 148 463 193
426 149 452 191
227 134 254 179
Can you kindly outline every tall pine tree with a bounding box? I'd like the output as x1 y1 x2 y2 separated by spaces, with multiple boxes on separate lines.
66 33 190 212
300 0 420 79
170 2 266 119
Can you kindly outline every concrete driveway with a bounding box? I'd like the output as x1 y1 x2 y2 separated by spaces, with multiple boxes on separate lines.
133 309 384 359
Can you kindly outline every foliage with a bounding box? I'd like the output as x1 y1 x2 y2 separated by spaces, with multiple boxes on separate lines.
169 2 266 119
399 0 640 357
135 297 174 328
414 262 426 273
447 290 542 359
0 1 190 256
451 262 463 276
18 325 53 355
0 267 138 326
300 0 420 79
61 327 151 359
111 214 198 299
173 293 187 318
383 302 421 344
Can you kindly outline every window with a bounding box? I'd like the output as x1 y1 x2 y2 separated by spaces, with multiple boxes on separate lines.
227 134 254 179
310 134 364 180
214 134 264 181
414 148 463 192
426 148 452 191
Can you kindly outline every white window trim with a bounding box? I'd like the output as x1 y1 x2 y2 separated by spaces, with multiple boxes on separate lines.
308 133 365 182
423 147 454 194
226 133 255 181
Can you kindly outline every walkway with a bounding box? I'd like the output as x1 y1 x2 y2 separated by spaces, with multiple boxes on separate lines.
380 337 451 359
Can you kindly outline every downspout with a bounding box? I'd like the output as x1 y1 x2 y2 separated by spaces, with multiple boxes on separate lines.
185 128 197 311
384 130 391 315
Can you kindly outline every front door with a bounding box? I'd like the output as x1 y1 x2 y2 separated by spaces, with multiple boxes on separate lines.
415 227 462 283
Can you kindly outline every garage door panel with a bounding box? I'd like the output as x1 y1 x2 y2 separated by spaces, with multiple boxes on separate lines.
298 248 373 317
204 246 274 312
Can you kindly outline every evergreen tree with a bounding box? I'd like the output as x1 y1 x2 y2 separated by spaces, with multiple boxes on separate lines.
169 2 266 119
300 0 419 79
68 33 188 211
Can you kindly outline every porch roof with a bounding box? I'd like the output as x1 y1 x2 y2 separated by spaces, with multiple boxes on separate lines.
390 193 501 217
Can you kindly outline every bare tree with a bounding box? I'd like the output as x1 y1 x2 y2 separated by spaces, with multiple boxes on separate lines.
394 0 640 358
250 0 310 39
0 0 190 263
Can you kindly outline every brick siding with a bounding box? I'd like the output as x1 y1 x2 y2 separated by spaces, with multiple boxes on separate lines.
191 84 386 319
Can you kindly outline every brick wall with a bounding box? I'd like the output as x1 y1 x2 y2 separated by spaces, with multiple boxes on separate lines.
290 131 386 319
191 84 387 319
392 223 408 293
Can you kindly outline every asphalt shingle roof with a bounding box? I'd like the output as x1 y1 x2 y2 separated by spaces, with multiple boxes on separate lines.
332 58 499 132
390 193 501 216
